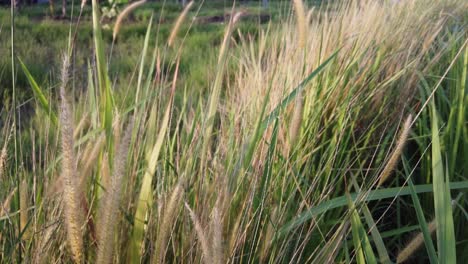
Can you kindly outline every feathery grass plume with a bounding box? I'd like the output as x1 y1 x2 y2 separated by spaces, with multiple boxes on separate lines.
113 0 147 41
306 7 315 24
218 12 243 63
167 1 194 47
260 206 278 262
0 126 12 180
59 54 84 263
100 153 111 193
79 133 106 190
184 202 212 264
397 218 437 263
20 179 29 239
154 183 184 264
211 202 223 264
292 0 307 49
378 114 413 186
96 119 133 264
112 113 121 151
73 113 89 139
286 0 307 154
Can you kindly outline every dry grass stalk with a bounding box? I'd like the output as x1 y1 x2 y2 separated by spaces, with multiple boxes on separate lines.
59 55 84 263
20 179 29 240
80 0 87 10
287 95 304 153
167 1 194 47
397 218 437 263
154 183 184 264
96 120 133 264
113 0 147 41
0 187 17 218
378 114 413 186
306 7 315 24
184 202 212 264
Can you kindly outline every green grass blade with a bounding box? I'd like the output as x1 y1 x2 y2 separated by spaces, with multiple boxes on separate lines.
260 48 340 131
402 159 438 264
278 181 468 238
130 95 173 262
431 102 456 263
351 178 391 264
346 192 368 264
92 0 113 143
18 58 58 126
135 14 153 104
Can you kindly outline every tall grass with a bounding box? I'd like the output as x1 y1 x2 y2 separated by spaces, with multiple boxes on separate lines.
0 0 467 263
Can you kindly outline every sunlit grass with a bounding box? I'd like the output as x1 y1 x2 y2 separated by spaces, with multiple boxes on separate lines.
0 0 467 263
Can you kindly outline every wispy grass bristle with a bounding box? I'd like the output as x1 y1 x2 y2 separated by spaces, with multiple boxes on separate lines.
184 202 212 264
378 114 413 186
113 0 147 41
167 1 194 47
397 218 437 263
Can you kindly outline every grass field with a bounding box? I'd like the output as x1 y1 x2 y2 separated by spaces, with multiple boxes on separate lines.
0 0 467 263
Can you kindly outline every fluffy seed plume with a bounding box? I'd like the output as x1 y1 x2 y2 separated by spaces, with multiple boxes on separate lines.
397 218 437 263
0 126 12 180
293 0 307 49
96 119 133 264
184 202 212 264
79 133 106 190
59 54 84 263
167 1 194 47
113 0 147 41
378 114 412 186
154 183 184 264
211 202 224 264
218 12 243 63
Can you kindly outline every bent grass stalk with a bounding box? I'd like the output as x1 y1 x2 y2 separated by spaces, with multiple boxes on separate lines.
112 0 147 41
167 1 194 47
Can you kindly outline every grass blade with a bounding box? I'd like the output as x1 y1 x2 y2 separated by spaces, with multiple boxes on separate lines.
431 102 456 263
18 58 58 126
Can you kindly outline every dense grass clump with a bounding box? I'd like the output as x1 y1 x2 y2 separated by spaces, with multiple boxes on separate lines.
0 0 467 263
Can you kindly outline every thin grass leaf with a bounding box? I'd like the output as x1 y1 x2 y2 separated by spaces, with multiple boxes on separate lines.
278 181 468 238
18 58 58 126
431 102 456 263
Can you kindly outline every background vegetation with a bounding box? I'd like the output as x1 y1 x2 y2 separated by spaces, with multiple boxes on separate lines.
0 0 467 263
